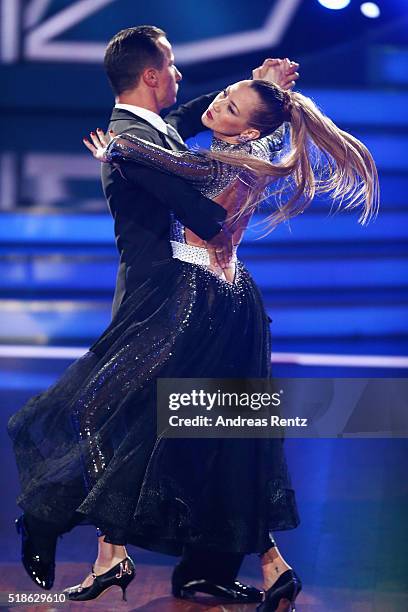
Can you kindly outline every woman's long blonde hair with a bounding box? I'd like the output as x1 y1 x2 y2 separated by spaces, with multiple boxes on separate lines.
205 80 379 233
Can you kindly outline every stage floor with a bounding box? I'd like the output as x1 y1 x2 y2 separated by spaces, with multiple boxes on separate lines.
1 558 408 611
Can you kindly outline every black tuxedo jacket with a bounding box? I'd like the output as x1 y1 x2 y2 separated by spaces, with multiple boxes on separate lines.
102 92 222 318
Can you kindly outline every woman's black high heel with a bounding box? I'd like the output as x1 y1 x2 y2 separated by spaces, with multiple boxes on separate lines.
257 569 302 611
63 557 135 602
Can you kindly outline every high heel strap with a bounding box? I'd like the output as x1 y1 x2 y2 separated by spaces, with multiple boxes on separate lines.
63 556 135 602
257 569 302 611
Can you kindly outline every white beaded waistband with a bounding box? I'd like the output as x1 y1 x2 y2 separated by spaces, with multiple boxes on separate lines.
170 240 237 266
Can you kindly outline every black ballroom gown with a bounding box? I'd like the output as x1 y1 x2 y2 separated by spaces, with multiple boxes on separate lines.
7 133 300 555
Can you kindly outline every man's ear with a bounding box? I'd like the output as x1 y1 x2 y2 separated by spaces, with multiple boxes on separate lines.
240 128 261 141
142 68 159 88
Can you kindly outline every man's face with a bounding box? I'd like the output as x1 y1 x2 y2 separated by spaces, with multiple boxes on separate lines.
155 36 182 109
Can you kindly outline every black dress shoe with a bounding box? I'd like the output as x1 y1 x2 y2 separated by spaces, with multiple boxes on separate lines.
172 563 263 603
15 514 57 590
257 569 302 611
63 557 135 602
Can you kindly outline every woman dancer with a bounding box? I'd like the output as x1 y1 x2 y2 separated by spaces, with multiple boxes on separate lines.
9 79 378 611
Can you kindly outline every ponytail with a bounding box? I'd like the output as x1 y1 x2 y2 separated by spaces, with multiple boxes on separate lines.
204 82 379 233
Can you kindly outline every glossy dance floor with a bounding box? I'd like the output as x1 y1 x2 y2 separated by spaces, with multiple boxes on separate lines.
0 560 407 610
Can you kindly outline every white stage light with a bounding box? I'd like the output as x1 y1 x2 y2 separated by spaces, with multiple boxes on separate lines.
360 2 380 18
318 0 351 9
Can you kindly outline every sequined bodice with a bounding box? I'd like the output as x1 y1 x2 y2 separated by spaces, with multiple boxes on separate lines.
199 136 252 199
169 134 283 257
107 128 285 271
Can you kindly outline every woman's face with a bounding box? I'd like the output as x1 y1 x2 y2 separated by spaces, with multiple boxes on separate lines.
201 80 261 142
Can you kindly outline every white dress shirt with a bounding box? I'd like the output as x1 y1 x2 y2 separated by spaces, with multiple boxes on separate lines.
115 103 170 135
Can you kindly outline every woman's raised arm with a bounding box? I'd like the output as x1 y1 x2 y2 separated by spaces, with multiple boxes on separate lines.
84 128 222 189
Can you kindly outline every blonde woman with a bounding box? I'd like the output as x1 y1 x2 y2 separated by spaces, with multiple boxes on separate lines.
9 78 378 612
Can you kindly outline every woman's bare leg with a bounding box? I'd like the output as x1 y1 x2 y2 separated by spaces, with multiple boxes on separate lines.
94 535 127 571
261 544 292 591
80 535 128 587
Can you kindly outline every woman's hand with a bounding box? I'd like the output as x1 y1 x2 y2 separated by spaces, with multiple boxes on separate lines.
253 58 299 90
83 128 115 162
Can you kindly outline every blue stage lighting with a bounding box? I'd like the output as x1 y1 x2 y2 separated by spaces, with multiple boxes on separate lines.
360 2 381 18
318 0 351 9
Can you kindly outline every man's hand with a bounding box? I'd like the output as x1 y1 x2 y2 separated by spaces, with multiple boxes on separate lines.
206 223 234 269
252 58 299 90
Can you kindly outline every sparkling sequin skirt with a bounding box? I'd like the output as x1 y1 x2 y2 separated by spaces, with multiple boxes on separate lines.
7 258 299 555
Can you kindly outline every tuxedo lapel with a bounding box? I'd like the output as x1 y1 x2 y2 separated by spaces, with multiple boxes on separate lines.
165 124 188 150
109 108 154 130
109 108 188 152
162 131 188 152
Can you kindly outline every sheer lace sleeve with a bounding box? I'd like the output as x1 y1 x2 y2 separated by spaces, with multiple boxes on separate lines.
106 132 224 190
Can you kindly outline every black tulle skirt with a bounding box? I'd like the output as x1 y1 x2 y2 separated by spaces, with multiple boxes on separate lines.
7 258 300 555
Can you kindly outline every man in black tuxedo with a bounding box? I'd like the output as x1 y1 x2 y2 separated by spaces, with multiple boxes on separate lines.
95 25 299 602
102 26 232 320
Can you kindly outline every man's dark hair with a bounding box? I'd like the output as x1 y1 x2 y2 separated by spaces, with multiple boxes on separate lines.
104 25 166 96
